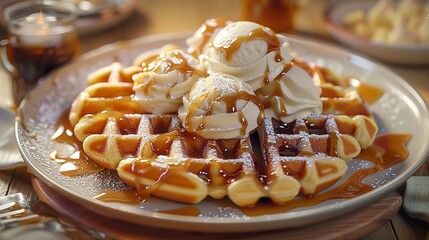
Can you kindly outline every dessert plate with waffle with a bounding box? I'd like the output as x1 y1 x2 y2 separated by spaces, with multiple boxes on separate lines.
16 19 429 232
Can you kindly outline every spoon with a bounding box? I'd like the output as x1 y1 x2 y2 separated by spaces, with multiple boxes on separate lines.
0 107 14 148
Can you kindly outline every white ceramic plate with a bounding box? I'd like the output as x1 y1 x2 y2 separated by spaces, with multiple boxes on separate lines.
324 0 429 65
16 33 429 232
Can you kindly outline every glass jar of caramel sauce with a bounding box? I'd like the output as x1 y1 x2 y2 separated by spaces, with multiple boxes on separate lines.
1 1 80 106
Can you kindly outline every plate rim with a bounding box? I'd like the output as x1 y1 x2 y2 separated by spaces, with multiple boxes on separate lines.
16 32 429 232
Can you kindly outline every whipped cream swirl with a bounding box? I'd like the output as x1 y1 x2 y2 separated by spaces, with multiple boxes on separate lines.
256 65 322 123
133 49 205 114
178 73 263 139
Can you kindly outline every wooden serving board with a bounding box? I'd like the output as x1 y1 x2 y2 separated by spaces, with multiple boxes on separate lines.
32 178 402 240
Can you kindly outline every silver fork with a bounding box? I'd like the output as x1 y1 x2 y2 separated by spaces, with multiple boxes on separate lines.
0 193 41 230
0 193 109 239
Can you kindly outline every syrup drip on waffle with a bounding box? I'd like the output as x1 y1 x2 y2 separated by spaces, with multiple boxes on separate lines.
50 107 411 216
141 50 205 76
50 58 406 215
292 59 384 105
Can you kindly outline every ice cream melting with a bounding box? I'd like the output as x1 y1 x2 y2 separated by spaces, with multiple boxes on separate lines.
178 73 263 139
197 20 322 123
133 19 323 136
202 21 293 90
186 18 233 58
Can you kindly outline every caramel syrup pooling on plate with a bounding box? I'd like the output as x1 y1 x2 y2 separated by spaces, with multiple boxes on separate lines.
49 110 412 216
49 111 104 176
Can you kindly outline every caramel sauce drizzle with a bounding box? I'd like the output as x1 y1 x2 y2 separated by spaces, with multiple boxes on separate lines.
255 80 285 117
139 50 205 96
256 60 293 117
292 59 384 104
50 111 104 176
123 157 199 201
185 93 208 132
179 129 208 158
216 26 280 62
185 91 263 136
242 134 412 216
140 75 154 96
351 79 384 105
121 130 207 203
149 133 176 156
50 109 412 216
238 112 248 136
188 18 232 57
142 51 199 75
123 159 165 199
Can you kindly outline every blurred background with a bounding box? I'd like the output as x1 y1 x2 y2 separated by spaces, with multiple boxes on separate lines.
0 0 333 51
0 1 428 239
0 0 332 106
1 0 428 107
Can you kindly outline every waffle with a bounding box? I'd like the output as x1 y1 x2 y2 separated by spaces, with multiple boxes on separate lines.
255 60 378 196
70 54 379 207
69 62 143 126
74 107 377 206
74 112 302 206
259 113 377 195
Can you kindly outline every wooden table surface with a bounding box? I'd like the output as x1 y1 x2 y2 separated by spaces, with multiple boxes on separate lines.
0 1 428 239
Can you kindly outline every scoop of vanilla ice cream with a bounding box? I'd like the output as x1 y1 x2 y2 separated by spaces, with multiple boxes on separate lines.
202 21 294 91
186 18 233 58
178 73 263 139
133 49 204 114
256 65 322 123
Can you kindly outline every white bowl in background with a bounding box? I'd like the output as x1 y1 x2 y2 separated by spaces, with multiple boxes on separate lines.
324 0 429 65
